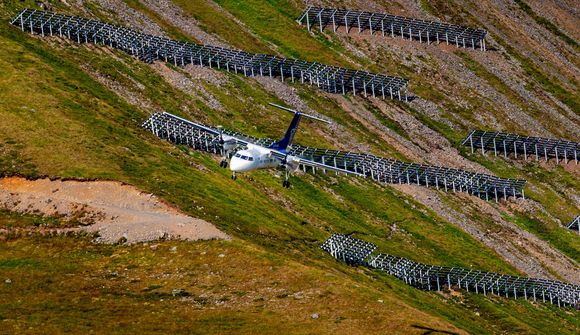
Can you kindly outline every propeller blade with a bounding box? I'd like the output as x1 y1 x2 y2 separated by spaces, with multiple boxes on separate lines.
217 126 225 145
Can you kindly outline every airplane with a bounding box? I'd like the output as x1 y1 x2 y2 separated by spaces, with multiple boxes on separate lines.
184 103 363 188
143 104 526 200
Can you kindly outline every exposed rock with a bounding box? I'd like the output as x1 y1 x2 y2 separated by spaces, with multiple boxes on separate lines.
0 177 229 244
140 0 230 48
87 0 166 37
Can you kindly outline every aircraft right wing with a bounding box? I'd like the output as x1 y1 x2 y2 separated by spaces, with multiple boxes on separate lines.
268 149 365 177
286 144 526 199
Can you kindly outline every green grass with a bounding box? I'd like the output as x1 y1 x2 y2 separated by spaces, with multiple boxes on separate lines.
1 221 578 335
0 209 67 228
209 0 343 62
502 212 579 266
170 0 321 59
0 14 523 269
0 1 578 333
173 0 377 73
158 0 271 53
455 51 541 132
419 0 438 15
0 27 569 332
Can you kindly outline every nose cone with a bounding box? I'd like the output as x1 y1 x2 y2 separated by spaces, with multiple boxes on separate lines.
229 157 243 172
229 157 252 172
230 150 256 172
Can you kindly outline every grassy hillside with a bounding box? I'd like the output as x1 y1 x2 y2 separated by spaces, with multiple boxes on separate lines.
0 0 578 334
2 215 578 334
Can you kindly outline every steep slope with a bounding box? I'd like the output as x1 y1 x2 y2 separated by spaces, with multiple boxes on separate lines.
0 0 578 334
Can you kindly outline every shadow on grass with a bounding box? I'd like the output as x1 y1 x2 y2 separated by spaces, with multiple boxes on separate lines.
411 324 460 335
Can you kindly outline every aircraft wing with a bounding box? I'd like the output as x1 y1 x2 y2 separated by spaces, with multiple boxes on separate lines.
268 149 365 177
142 112 274 151
285 144 526 199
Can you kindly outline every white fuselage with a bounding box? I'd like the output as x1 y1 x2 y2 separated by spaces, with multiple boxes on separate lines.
229 144 281 172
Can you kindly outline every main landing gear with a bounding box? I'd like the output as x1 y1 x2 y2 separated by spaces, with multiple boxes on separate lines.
219 159 228 168
282 169 290 188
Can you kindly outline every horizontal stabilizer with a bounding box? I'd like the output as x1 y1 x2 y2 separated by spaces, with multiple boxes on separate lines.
269 103 331 124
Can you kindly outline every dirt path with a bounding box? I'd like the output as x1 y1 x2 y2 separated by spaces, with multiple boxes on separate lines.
0 177 229 244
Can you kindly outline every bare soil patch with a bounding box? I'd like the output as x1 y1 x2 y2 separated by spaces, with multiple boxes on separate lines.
0 177 228 244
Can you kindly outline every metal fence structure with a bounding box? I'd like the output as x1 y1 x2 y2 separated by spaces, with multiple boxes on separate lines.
320 233 377 266
11 8 410 100
143 111 527 201
567 215 579 234
298 6 487 51
461 130 579 164
322 234 580 308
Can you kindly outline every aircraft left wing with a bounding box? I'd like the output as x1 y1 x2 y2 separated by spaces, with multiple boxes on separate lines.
143 112 273 152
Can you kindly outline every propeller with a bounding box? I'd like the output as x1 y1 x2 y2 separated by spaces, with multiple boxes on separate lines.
217 126 232 168
217 127 240 168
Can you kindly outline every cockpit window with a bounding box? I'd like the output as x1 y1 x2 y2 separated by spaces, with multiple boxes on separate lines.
234 153 253 161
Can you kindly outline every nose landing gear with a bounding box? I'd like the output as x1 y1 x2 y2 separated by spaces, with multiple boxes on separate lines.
282 180 290 188
231 172 237 181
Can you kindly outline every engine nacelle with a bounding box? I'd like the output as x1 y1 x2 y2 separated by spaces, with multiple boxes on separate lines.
285 155 301 172
221 135 237 151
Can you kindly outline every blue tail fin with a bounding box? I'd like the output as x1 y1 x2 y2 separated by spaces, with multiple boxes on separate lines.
268 113 302 153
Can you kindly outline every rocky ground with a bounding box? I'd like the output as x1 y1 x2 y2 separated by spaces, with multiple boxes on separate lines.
0 177 229 243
